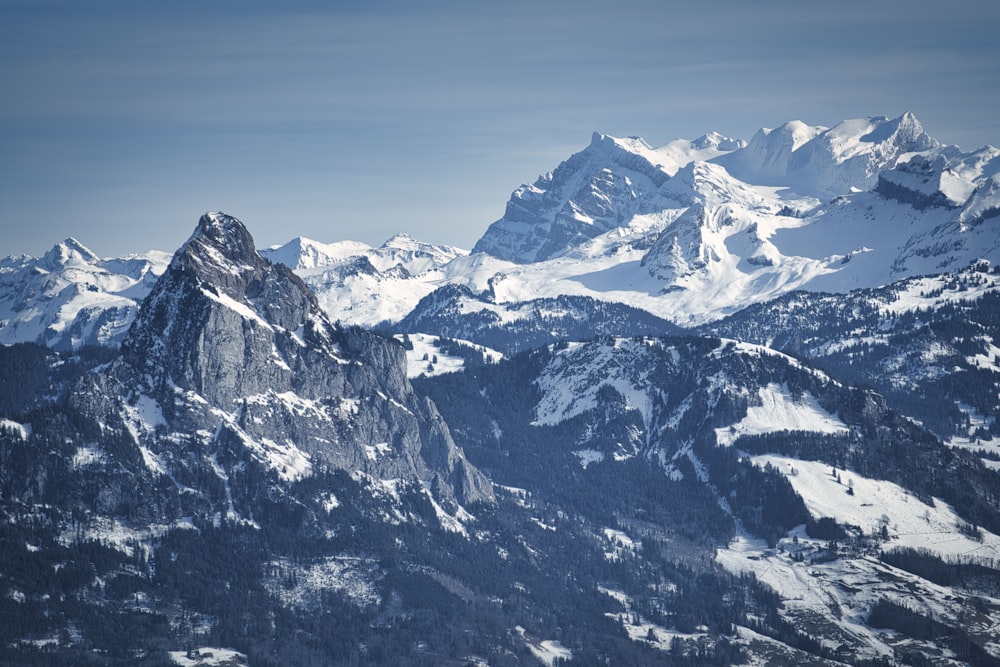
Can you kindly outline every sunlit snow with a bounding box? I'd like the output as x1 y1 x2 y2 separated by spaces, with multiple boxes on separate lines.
715 383 849 445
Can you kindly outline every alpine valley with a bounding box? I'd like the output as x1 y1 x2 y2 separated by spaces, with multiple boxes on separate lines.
2 113 1000 666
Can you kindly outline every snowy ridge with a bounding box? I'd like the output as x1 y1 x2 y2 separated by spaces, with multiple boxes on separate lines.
254 114 1000 330
5 114 998 337
0 239 169 349
262 233 469 327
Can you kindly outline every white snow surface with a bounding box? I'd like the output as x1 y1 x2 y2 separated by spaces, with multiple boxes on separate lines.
0 239 168 348
169 647 248 666
756 455 1000 559
0 419 31 440
399 332 502 378
532 339 655 430
718 528 1000 663
243 113 1000 329
715 383 849 445
515 626 573 667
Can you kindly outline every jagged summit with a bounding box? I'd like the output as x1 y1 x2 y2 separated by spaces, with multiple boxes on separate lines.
169 211 273 295
108 212 493 506
186 211 257 256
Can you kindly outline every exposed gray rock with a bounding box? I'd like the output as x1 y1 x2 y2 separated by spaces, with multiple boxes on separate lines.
73 212 493 518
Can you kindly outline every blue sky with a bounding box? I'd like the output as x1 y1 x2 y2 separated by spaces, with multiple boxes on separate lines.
2 0 999 257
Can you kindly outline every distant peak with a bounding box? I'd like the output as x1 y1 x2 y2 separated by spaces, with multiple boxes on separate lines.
588 132 654 153
693 132 745 151
42 237 100 268
859 112 937 150
383 232 417 246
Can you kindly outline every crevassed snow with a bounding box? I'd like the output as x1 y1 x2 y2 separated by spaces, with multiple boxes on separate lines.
715 383 849 445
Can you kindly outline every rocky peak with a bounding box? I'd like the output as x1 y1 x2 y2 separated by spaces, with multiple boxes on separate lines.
170 211 274 298
107 212 493 507
473 132 675 263
860 111 937 151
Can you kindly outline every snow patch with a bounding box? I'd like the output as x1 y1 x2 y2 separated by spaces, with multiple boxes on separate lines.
265 556 381 610
756 455 1000 558
716 383 849 445
199 287 274 331
253 437 312 482
515 626 572 667
573 449 605 468
169 647 248 666
0 418 31 440
363 442 392 461
72 445 106 468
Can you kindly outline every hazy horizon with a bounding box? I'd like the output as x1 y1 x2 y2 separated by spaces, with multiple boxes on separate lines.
3 0 999 258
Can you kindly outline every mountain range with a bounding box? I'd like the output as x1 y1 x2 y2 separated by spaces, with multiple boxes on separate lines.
2 113 1000 666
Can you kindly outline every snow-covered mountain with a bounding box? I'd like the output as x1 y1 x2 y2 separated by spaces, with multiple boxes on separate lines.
260 232 469 327
0 239 169 349
4 113 996 340
418 334 1000 664
702 259 1000 452
247 112 999 331
4 112 1000 665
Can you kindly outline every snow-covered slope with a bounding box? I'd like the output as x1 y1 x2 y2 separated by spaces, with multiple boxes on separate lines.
419 332 1000 663
6 113 998 339
261 233 469 327
258 112 1000 331
471 131 745 264
0 239 169 349
703 260 1000 450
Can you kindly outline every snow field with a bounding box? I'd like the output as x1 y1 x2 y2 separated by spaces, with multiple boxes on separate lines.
754 455 1000 559
715 383 849 446
515 626 572 666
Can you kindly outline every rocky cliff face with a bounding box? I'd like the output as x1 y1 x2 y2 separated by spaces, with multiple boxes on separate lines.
71 212 493 519
472 132 679 263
